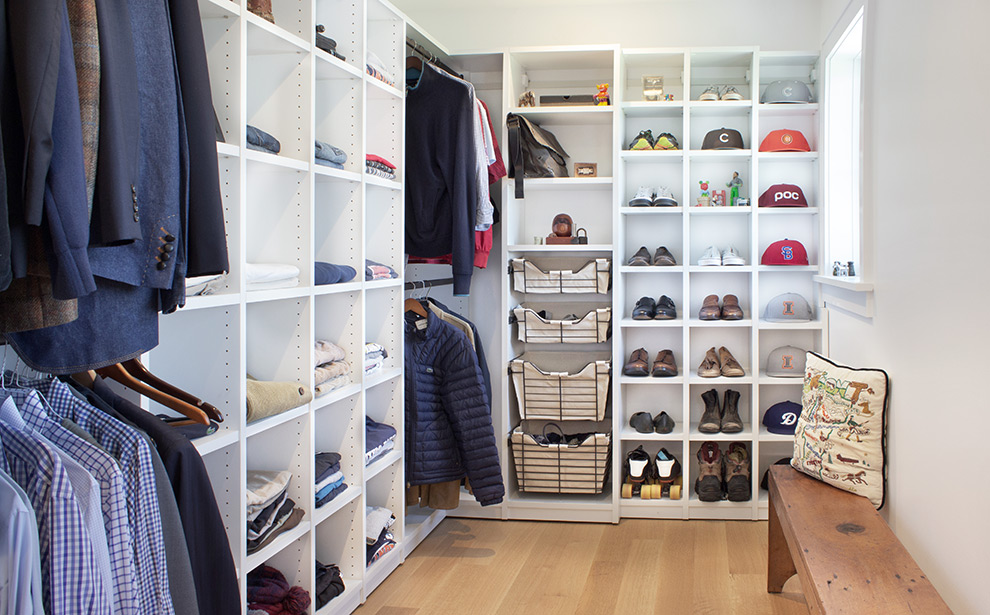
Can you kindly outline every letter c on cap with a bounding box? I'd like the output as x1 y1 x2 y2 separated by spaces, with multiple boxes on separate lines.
719 133 729 143
783 86 793 97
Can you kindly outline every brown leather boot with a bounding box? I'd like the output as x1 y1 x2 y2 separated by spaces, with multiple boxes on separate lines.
699 294 720 320
698 389 721 433
623 348 650 377
695 442 724 501
698 347 721 378
719 346 744 377
720 389 743 432
652 349 678 377
721 294 743 320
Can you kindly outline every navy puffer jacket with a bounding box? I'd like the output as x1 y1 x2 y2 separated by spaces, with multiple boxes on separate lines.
404 311 504 506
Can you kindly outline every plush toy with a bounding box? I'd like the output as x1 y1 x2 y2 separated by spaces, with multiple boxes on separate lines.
595 83 610 106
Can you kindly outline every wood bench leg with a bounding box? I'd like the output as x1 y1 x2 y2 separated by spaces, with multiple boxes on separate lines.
767 492 797 593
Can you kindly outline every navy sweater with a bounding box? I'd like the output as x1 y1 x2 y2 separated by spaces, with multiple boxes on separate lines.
405 64 478 295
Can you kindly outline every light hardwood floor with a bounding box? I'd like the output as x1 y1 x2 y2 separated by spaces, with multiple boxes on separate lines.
356 518 809 615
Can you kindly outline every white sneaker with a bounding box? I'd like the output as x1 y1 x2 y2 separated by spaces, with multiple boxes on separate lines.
629 186 653 207
652 186 678 207
699 85 720 101
721 246 746 265
721 85 744 101
698 245 722 266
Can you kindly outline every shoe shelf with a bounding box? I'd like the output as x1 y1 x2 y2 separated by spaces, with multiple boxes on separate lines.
620 426 684 441
758 427 795 443
688 206 752 215
757 151 819 161
619 206 683 215
688 423 754 440
758 102 820 117
687 100 753 116
620 318 684 328
620 150 683 161
687 265 753 272
621 101 684 118
686 375 755 385
687 318 753 328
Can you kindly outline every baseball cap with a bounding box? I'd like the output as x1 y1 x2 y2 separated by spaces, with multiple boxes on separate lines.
761 239 809 266
766 346 807 377
764 293 813 322
758 183 808 207
762 401 802 434
759 129 811 152
761 80 815 104
701 127 744 150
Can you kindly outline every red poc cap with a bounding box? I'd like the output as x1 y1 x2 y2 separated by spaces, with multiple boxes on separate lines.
759 183 808 207
762 239 809 266
759 129 811 152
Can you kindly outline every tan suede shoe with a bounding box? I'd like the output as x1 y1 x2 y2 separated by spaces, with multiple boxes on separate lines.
719 346 745 377
697 347 721 378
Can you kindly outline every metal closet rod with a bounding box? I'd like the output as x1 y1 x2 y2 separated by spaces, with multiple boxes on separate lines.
404 278 453 290
405 37 461 78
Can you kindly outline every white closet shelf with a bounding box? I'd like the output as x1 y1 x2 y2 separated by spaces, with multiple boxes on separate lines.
620 150 683 161
620 206 683 215
687 318 753 328
366 76 404 99
182 292 241 311
619 318 684 328
758 103 820 116
315 51 363 80
313 484 362 526
757 371 805 385
621 101 684 117
314 165 363 183
364 279 403 291
620 498 683 511
243 520 312 573
688 206 752 214
245 405 311 438
688 423 754 440
522 177 613 189
619 375 685 385
365 367 402 389
758 319 824 330
758 492 769 508
618 265 684 273
365 449 402 482
506 106 614 126
757 152 819 161
756 206 819 215
688 265 753 272
403 508 446 557
245 13 310 56
364 174 402 190
687 495 753 508
687 100 753 116
244 148 310 172
312 383 363 411
200 0 240 18
757 265 819 273
364 548 402 595
316 583 362 615
687 375 754 385
508 490 613 509
245 286 311 304
192 429 239 456
507 244 613 253
216 142 240 158
619 427 684 441
759 427 796 442
314 281 364 297
687 150 753 161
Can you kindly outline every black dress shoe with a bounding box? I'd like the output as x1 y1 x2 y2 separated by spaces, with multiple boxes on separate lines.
631 296 656 320
654 295 677 320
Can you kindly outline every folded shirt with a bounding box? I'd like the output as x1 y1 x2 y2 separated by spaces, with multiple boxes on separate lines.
247 125 281 154
365 438 394 466
364 357 384 376
366 528 396 566
366 417 397 454
365 506 395 544
315 159 344 169
365 160 396 180
314 262 357 285
364 260 398 281
246 263 300 283
315 482 348 508
316 471 344 493
315 561 345 610
248 494 292 541
247 507 304 555
314 341 346 367
315 374 351 397
315 478 344 501
315 452 342 483
314 140 347 164
186 273 226 296
246 470 292 513
246 377 313 424
365 51 395 86
246 277 299 291
364 342 387 359
314 361 350 387
366 154 395 170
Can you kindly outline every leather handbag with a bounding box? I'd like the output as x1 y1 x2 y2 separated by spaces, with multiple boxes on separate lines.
507 113 569 198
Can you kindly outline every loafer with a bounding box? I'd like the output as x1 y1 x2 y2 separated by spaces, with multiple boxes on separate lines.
699 294 721 320
654 295 677 320
631 296 656 320
627 246 652 266
721 294 743 320
623 348 650 377
653 411 675 434
652 246 676 266
719 346 745 377
630 411 655 434
698 347 721 378
652 349 678 377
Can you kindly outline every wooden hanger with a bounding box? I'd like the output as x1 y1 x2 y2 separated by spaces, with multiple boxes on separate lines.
118 359 224 422
94 363 211 425
406 55 423 71
404 298 428 318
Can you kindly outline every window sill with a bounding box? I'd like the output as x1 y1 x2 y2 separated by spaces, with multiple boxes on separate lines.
812 275 873 292
814 275 874 318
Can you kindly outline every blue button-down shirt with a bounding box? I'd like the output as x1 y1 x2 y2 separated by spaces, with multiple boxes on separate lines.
23 377 175 615
0 414 112 614
4 389 140 615
0 466 45 615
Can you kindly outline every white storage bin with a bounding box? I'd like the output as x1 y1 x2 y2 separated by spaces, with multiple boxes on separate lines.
510 423 611 494
511 258 610 294
511 303 611 344
510 352 611 421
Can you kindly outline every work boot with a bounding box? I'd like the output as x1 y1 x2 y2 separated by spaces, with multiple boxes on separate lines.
623 348 650 377
699 294 721 320
695 442 724 502
652 349 677 377
698 388 721 433
724 442 751 501
721 294 743 320
720 389 743 433
698 347 721 378
719 346 744 377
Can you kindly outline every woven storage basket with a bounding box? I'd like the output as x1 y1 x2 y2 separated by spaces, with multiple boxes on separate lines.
511 258 610 294
510 424 611 494
510 352 611 421
511 304 611 344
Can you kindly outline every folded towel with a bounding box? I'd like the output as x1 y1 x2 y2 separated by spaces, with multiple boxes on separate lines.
365 506 395 544
246 277 300 292
315 159 344 169
245 263 300 283
314 340 346 367
314 361 350 386
315 374 352 397
246 377 313 424
314 141 347 164
247 125 281 154
246 470 292 510
314 262 357 285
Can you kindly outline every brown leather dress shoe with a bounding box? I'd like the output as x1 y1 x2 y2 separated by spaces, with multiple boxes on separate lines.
697 347 721 378
719 346 745 377
652 349 678 377
699 294 720 320
623 347 650 377
721 294 743 320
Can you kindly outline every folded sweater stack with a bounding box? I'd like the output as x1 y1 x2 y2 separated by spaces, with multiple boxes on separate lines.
365 416 396 466
246 471 305 555
315 560 345 610
315 140 347 169
246 376 313 424
314 340 352 396
246 565 311 615
365 506 396 566
246 263 300 291
365 154 396 180
365 259 398 281
364 342 387 376
314 262 356 285
315 452 347 508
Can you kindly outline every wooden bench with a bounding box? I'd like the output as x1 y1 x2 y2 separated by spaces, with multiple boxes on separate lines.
767 465 953 614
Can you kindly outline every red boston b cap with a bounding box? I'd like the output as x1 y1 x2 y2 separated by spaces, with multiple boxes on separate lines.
759 183 808 207
759 129 811 152
761 239 809 266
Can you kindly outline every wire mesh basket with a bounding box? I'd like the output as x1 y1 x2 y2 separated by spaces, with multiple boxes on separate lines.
510 352 611 421
511 258 610 294
510 423 611 494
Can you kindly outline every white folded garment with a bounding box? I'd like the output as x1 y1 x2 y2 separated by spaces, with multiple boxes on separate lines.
246 277 300 291
364 357 383 375
245 263 300 283
315 374 352 397
186 273 226 296
314 340 346 367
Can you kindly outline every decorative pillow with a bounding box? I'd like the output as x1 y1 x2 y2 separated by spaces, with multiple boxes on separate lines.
791 352 889 508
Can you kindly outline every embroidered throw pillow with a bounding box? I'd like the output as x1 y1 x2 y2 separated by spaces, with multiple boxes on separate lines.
791 352 889 508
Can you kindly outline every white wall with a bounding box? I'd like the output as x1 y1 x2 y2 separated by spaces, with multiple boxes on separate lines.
827 1 990 612
393 0 822 52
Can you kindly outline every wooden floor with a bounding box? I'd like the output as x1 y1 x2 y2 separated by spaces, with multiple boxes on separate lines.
356 517 809 615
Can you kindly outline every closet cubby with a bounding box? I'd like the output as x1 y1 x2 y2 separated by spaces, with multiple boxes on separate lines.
688 50 755 102
688 384 753 437
621 219 684 268
688 216 752 265
621 273 683 325
688 327 752 380
246 50 310 164
685 440 755 519
687 271 752 322
314 499 364 613
621 160 684 208
246 163 312 285
201 11 241 143
314 0 362 74
757 217 820 268
621 50 685 103
756 440 794 507
246 298 311 384
314 181 363 274
364 187 403 268
257 532 313 605
314 74 363 174
757 388 803 441
621 386 684 439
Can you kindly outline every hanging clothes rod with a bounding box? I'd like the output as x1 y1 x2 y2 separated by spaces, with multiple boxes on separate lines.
404 278 454 291
405 38 462 78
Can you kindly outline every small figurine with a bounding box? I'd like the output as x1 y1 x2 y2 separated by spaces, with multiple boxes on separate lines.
833 261 842 276
727 171 743 206
712 189 726 207
518 90 536 107
546 213 577 244
697 180 711 207
847 261 856 276
664 94 675 101
594 83 610 106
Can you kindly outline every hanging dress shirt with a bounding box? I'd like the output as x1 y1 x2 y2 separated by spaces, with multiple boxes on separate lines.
0 467 45 614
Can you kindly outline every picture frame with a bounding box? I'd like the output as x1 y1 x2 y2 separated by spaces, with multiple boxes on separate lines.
643 75 664 101
574 162 598 177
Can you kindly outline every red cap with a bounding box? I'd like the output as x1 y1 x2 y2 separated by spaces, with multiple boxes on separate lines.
762 239 809 266
759 129 811 152
759 184 808 207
